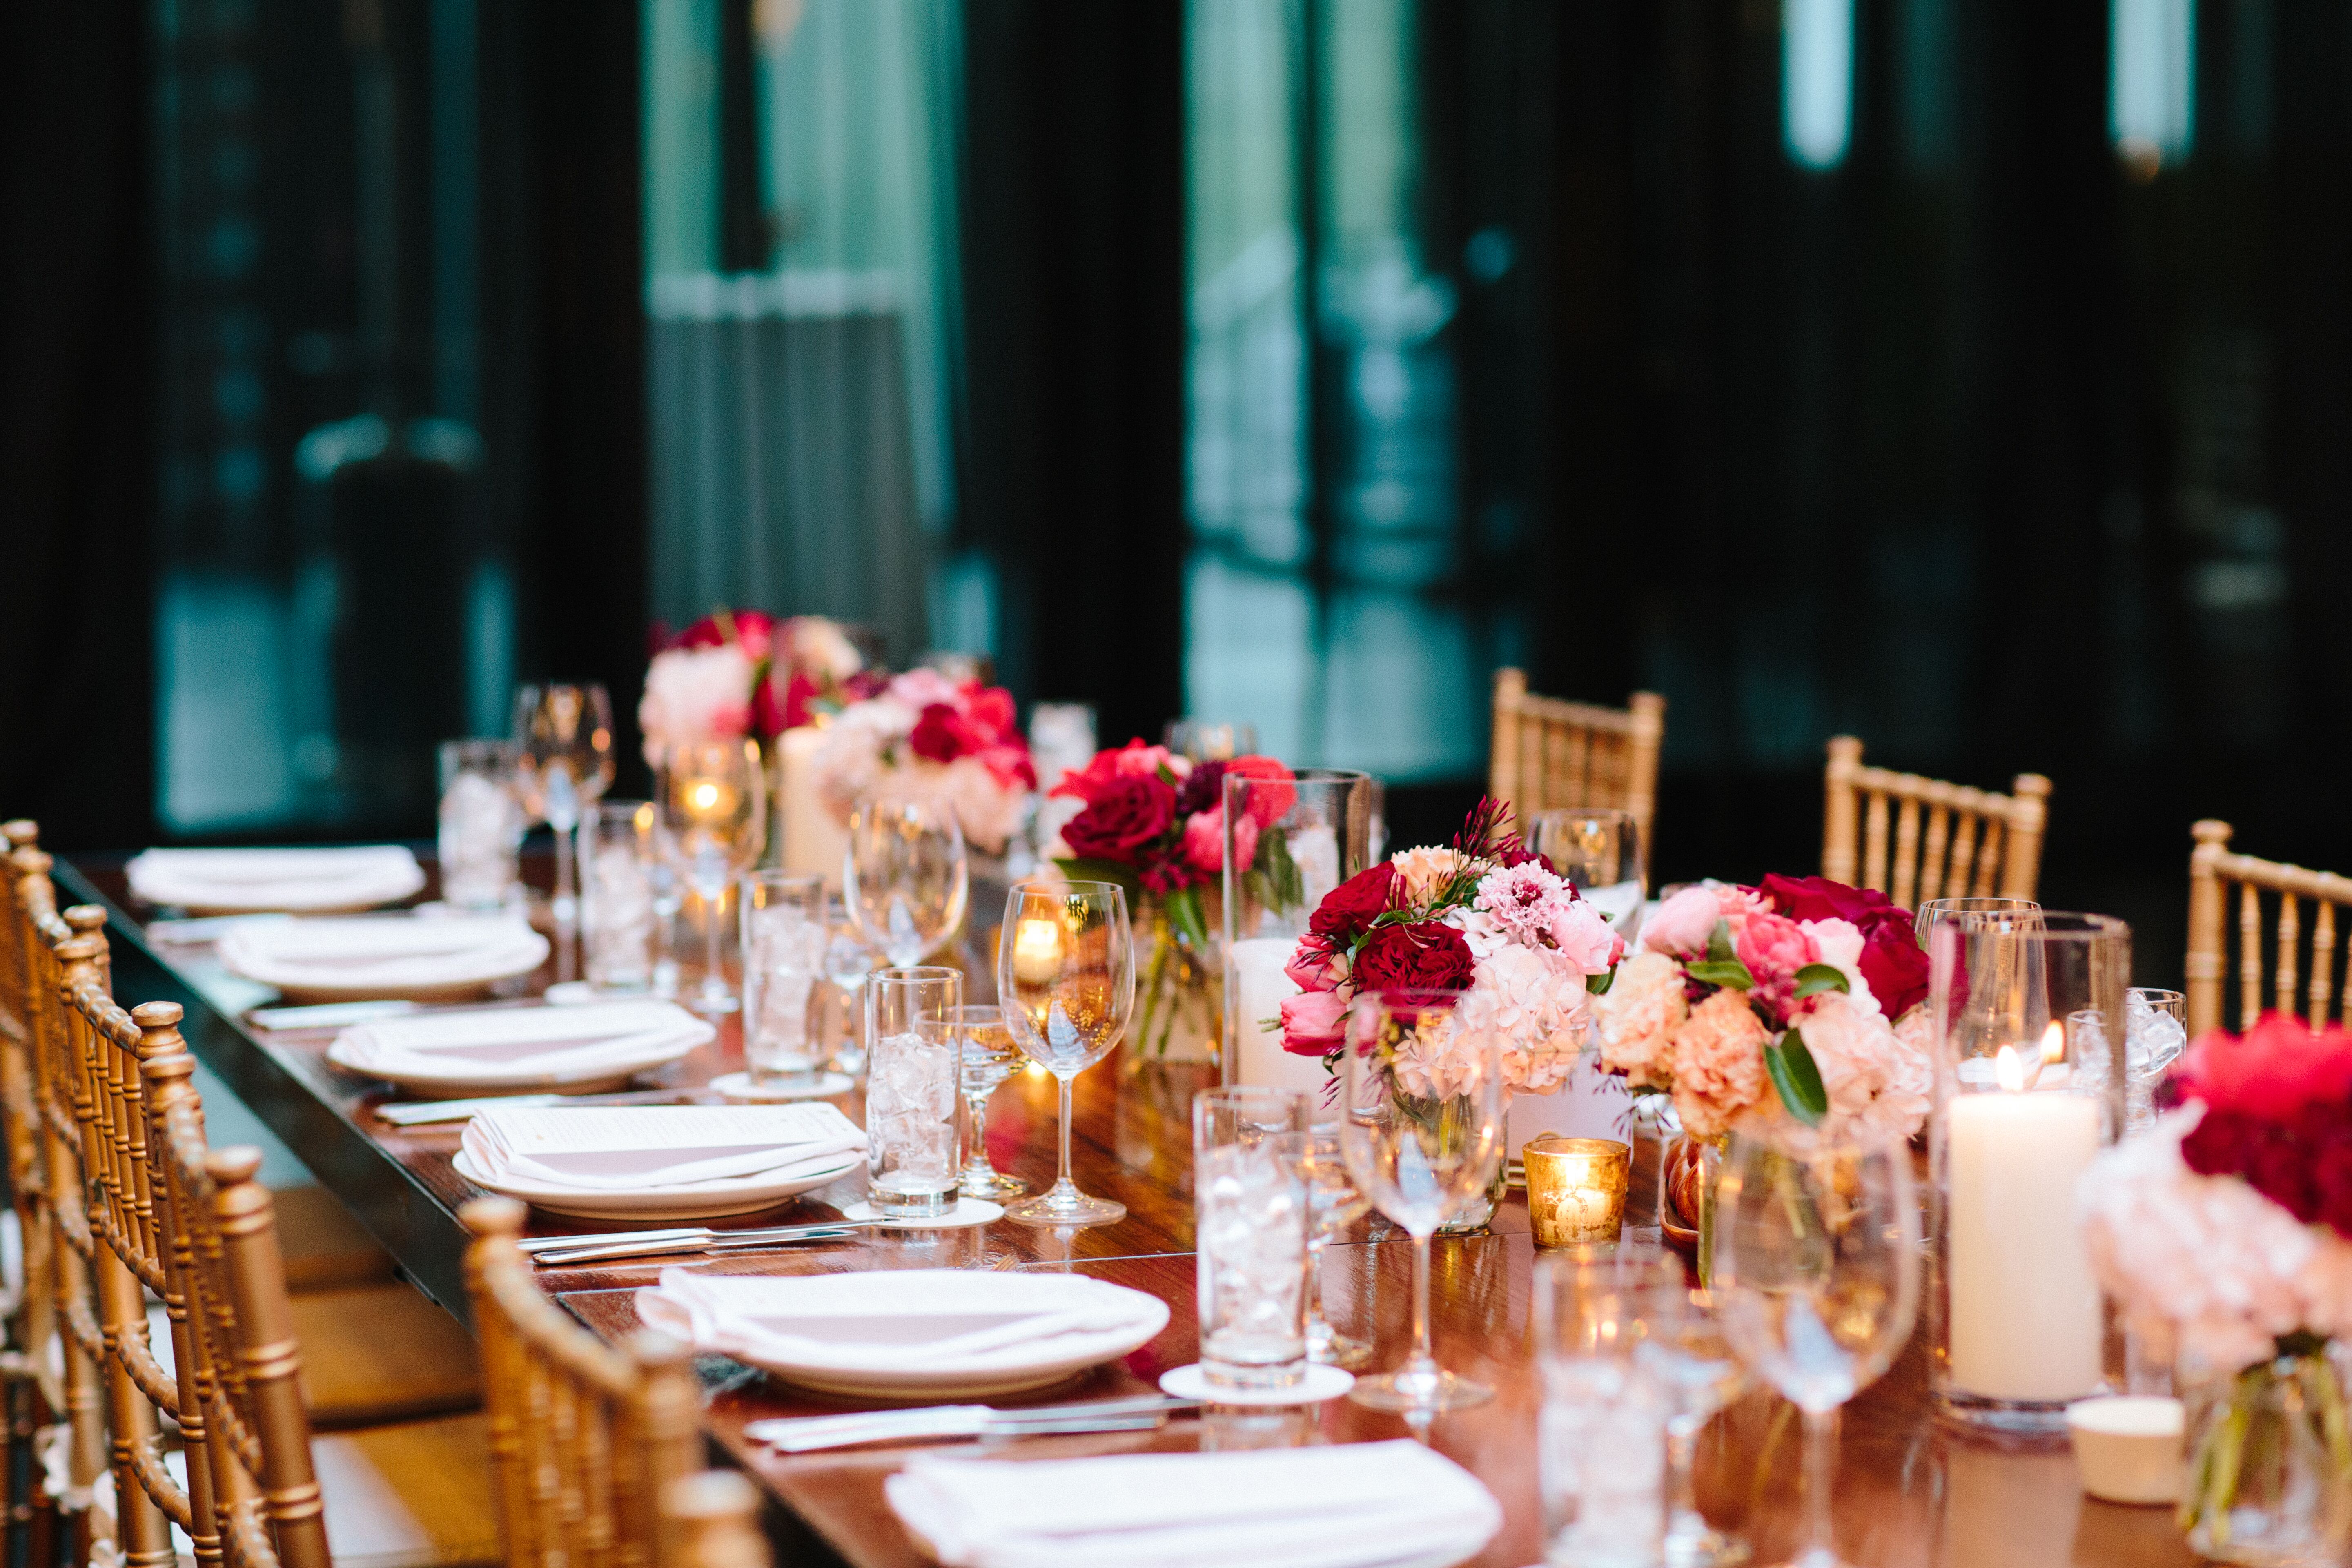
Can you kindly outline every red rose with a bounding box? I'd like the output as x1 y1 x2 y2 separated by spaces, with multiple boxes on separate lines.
964 685 1019 744
2173 1013 2352 1120
1060 774 1176 861
1224 756 1297 828
909 702 982 763
1351 920 1476 993
1308 864 1400 943
1857 914 1930 1019
1756 873 1891 924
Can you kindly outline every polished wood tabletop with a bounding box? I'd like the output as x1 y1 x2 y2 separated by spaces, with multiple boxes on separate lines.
58 853 2195 1568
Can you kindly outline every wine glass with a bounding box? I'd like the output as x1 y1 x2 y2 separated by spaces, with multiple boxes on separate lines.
997 880 1134 1227
1708 1133 1920 1568
657 739 767 1015
1339 987 1506 1412
512 684 617 975
1632 1284 1754 1568
950 1004 1026 1198
1528 807 1646 942
1276 1129 1372 1368
845 796 970 966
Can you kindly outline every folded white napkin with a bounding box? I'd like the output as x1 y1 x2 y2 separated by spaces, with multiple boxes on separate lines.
885 1439 1503 1568
332 1000 711 1082
127 846 425 911
643 1268 1160 1373
220 916 547 991
463 1103 866 1191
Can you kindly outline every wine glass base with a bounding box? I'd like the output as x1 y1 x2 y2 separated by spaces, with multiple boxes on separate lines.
686 996 740 1016
1666 1512 1751 1568
958 1169 1028 1199
1306 1321 1373 1371
1003 1192 1125 1227
1347 1369 1492 1413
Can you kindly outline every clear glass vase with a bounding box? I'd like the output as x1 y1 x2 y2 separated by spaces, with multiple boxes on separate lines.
2181 1339 2352 1567
1436 1159 1509 1234
1134 901 1223 1062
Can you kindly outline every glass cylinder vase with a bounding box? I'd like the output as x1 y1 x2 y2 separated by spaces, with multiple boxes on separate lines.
1221 768 1375 1096
2180 1338 2352 1567
1927 909 2130 1435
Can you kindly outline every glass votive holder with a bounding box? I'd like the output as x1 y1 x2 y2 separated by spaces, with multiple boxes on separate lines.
1193 1086 1311 1394
864 967 964 1217
438 739 523 911
1525 1135 1632 1249
741 871 827 1085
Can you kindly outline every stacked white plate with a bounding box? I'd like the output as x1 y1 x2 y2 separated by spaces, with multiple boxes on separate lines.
455 1102 867 1219
126 846 425 914
641 1267 1171 1399
327 1000 713 1096
220 915 548 1003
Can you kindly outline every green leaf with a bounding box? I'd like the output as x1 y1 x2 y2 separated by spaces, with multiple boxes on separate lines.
1684 958 1755 991
1792 963 1850 1001
1586 966 1616 996
1163 884 1211 951
1766 1029 1829 1126
1707 918 1739 966
1054 857 1143 900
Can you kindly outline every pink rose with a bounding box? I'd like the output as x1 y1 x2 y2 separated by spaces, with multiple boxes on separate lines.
1281 988 1348 1056
1644 885 1722 956
1735 911 1817 1025
1551 899 1624 976
1182 808 1256 875
1285 934 1345 992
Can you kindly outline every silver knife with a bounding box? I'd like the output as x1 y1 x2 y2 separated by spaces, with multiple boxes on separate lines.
747 1395 1200 1453
528 1222 873 1265
376 1088 689 1126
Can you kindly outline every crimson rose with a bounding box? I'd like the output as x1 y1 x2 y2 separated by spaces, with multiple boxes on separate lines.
1308 864 1399 944
1060 774 1176 860
1756 873 1928 1018
1351 920 1476 992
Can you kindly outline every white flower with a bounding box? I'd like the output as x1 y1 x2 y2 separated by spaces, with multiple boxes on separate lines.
1591 949 1688 1089
638 645 753 765
787 618 865 681
1797 917 1881 1017
1789 989 1930 1144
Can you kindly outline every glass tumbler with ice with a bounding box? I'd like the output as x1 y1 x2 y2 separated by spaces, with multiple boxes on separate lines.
742 871 827 1084
438 739 523 911
1193 1086 1310 1393
581 802 658 991
865 967 964 1217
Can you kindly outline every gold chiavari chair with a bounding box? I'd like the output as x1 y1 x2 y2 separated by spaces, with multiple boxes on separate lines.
1820 736 2051 909
1 834 65 1568
1488 670 1667 863
147 1048 503 1568
2183 820 2352 1038
460 1199 699 1568
662 1476 771 1568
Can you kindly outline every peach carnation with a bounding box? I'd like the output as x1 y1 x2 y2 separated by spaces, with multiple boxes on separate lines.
1668 989 1771 1137
1592 950 1688 1089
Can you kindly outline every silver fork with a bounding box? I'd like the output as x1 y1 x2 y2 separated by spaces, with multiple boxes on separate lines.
527 1222 879 1265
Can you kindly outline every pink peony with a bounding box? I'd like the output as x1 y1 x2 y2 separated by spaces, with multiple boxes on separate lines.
1182 808 1256 875
1643 885 1723 956
1668 989 1771 1138
1281 988 1349 1056
1592 950 1688 1089
1735 911 1817 1025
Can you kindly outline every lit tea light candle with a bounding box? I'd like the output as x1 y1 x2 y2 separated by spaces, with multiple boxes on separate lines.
1011 916 1063 984
1947 1043 2104 1404
1523 1135 1631 1248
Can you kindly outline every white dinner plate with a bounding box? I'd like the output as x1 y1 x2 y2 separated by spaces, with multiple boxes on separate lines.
719 1291 1170 1401
451 1147 861 1221
127 846 427 915
324 1003 711 1096
220 917 549 1004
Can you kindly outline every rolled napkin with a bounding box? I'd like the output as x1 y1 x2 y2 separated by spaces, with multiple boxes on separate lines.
646 1268 1165 1373
463 1103 866 1191
220 915 548 993
127 846 425 912
330 1000 713 1083
884 1439 1503 1568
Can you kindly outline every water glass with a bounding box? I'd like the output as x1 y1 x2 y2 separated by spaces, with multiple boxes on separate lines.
437 739 523 910
659 738 768 1016
1533 1252 1673 1568
822 903 884 1077
1276 1129 1372 1368
741 871 827 1084
1194 1087 1311 1393
951 1005 1025 1198
579 802 658 992
1629 1285 1751 1568
845 796 969 967
1527 808 1646 941
864 967 964 1217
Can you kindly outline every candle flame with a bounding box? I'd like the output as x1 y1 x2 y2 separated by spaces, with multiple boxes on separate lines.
2040 1020 2067 1066
1013 918 1062 965
1995 1045 2025 1094
690 782 721 811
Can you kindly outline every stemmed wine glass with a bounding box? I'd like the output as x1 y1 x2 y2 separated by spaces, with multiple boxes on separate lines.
1708 1133 1920 1568
1633 1283 1754 1568
657 739 768 1016
1339 987 1506 1412
950 1004 1026 1198
512 683 617 977
996 880 1134 1226
844 796 970 966
1528 807 1646 941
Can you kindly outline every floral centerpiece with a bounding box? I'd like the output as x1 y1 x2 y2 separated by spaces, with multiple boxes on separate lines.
809 668 1037 857
1589 875 1933 1148
2079 1015 2352 1561
637 608 871 764
1043 740 1298 1058
1277 799 1625 1098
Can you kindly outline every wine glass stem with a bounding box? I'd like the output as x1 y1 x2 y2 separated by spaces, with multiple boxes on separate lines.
1303 1236 1326 1331
1055 1074 1076 1191
964 1094 991 1173
1408 1232 1435 1374
702 888 725 998
553 820 577 981
1802 1406 1839 1562
1665 1421 1699 1522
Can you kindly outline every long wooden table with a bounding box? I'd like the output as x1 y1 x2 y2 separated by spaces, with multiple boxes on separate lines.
58 855 2192 1568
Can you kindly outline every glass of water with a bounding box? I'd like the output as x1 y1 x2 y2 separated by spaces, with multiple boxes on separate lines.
742 871 827 1087
438 739 523 911
1193 1086 1311 1394
1533 1252 1673 1568
1276 1129 1373 1369
950 1005 1026 1198
864 967 964 1218
579 802 658 992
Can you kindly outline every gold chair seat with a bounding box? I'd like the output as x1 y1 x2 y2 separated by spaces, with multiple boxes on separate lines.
273 1185 398 1293
311 1413 501 1568
292 1285 483 1430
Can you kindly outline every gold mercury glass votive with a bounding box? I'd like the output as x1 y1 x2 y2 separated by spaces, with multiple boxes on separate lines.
1523 1135 1632 1248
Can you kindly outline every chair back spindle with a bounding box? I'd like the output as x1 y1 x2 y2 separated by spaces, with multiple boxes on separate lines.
2185 820 2352 1038
1820 736 2050 909
1488 670 1666 871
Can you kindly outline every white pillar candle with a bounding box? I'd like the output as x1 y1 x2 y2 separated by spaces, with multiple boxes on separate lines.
1227 936 1330 1098
775 726 847 889
1947 1048 2104 1401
